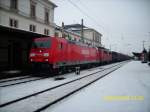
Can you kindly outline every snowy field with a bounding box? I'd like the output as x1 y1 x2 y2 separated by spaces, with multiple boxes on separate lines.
44 61 150 112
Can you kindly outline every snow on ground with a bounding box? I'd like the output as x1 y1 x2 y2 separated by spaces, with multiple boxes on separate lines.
0 62 120 105
43 61 150 112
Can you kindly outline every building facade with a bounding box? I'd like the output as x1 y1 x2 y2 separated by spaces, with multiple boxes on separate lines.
0 0 56 36
64 24 102 47
0 0 57 70
55 25 81 42
82 28 102 47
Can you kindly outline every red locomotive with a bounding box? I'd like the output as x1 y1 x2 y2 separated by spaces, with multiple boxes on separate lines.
29 36 101 72
29 36 130 73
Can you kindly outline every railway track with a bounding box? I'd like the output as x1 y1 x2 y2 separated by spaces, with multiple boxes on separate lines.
0 63 117 88
0 75 48 87
0 61 128 112
0 76 31 83
0 66 105 87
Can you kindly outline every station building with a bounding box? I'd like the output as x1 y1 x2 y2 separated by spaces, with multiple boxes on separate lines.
0 0 57 70
64 24 102 47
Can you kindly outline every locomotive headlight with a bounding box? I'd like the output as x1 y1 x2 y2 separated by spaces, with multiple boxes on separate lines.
43 53 49 57
30 53 35 57
45 59 49 61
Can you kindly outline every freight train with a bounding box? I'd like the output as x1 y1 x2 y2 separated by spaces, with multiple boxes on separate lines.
29 36 130 73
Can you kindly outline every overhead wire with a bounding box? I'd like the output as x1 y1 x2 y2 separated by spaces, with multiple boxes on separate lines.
67 0 105 30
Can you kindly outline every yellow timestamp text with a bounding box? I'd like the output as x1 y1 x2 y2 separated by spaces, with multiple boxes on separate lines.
104 96 144 101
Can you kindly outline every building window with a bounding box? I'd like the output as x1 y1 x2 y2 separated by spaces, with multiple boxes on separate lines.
10 0 18 10
30 3 36 18
44 29 49 35
29 24 36 32
55 32 59 37
9 18 18 28
45 9 49 24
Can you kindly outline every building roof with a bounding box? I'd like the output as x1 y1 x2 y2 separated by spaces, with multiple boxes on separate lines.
55 25 81 37
73 28 102 36
132 52 141 57
64 24 102 36
44 0 57 7
64 24 87 29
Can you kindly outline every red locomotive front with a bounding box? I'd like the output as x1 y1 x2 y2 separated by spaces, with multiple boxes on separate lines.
29 37 51 63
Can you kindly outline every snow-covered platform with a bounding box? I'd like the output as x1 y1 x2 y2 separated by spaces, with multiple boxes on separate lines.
45 61 150 112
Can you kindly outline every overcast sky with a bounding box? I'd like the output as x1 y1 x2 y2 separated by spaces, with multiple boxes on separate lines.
51 0 150 55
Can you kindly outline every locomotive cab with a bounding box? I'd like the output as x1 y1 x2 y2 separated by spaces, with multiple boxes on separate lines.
29 37 51 64
29 36 68 71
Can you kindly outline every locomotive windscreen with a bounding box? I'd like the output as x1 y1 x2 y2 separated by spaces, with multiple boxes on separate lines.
32 38 51 48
